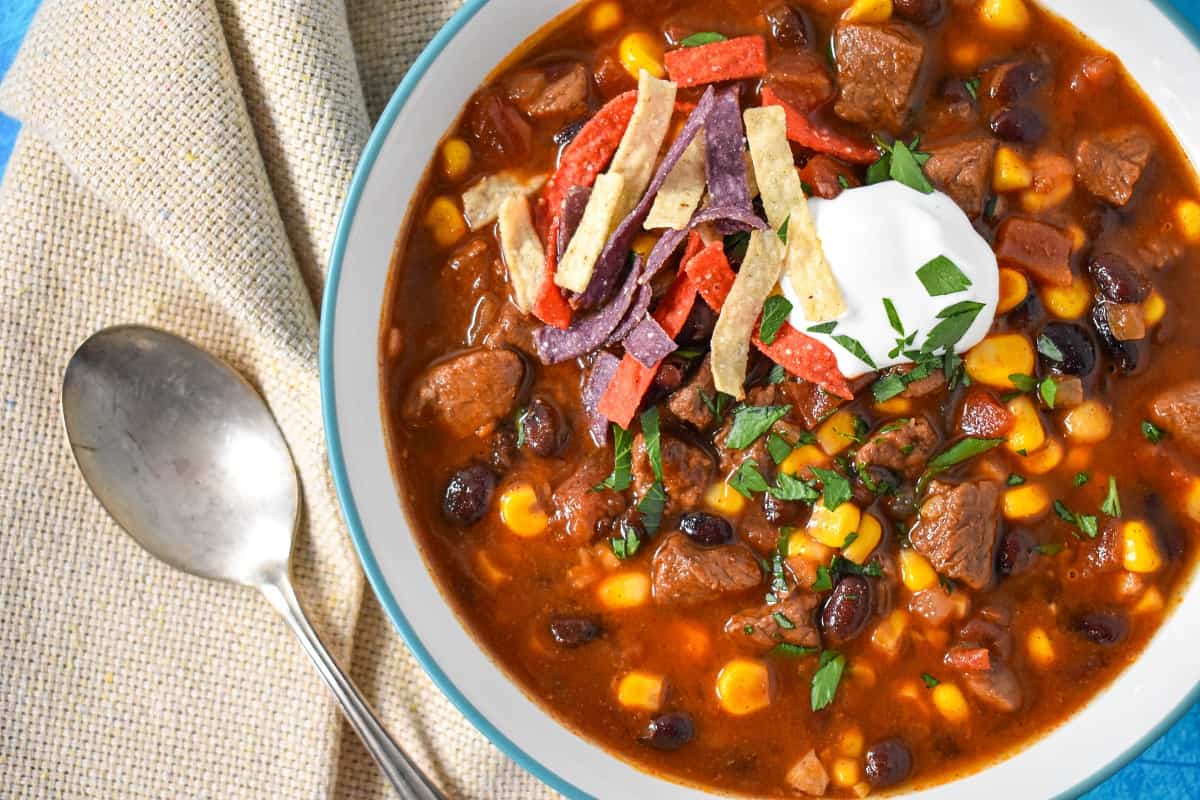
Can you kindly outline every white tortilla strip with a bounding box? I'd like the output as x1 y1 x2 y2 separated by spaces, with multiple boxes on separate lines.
462 171 547 231
784 202 846 322
497 195 546 313
608 70 678 218
743 106 802 231
711 229 787 399
554 172 626 293
696 221 720 246
644 132 707 230
745 150 760 199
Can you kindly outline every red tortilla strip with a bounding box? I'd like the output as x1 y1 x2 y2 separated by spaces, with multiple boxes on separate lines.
760 86 879 165
683 241 736 309
665 35 768 89
655 232 705 337
533 215 573 328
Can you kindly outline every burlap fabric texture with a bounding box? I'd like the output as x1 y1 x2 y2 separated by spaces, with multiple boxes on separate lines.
0 1 561 797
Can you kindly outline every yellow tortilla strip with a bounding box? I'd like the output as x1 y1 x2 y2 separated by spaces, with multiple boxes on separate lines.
497 195 546 313
784 202 846 322
554 172 626 293
743 106 802 231
711 229 787 399
462 171 547 231
644 132 707 230
608 70 678 218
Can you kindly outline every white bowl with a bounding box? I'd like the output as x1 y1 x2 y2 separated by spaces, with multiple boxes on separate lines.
321 2 1200 796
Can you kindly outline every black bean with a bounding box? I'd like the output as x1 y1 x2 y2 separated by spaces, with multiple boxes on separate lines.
1074 612 1129 645
893 0 946 26
864 739 913 788
640 712 695 751
522 398 569 457
1039 322 1097 376
821 575 872 643
490 427 518 471
679 512 734 546
938 76 976 106
883 489 917 522
986 60 1050 104
1088 251 1150 303
997 528 1036 577
763 3 814 50
548 616 603 648
762 491 804 526
989 106 1046 143
645 359 689 407
1005 287 1046 329
442 465 496 526
553 118 587 147
677 301 717 345
1090 297 1143 374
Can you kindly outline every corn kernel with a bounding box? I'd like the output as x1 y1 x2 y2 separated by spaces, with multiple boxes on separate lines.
1064 445 1093 473
849 662 877 687
632 232 659 257
1123 520 1163 573
1176 198 1200 243
1018 438 1063 475
1135 587 1165 614
1186 478 1200 524
817 409 859 455
788 531 834 562
1062 400 1113 445
964 333 1035 389
424 196 467 247
597 571 651 609
997 268 1029 314
831 757 861 788
617 671 666 711
1020 153 1075 212
843 0 892 23
807 499 863 548
439 137 472 182
871 609 910 658
1042 277 1092 320
921 627 951 650
715 658 773 716
839 727 865 758
978 0 1030 33
844 514 882 564
993 146 1033 192
1143 290 1166 326
1005 395 1046 455
1027 627 1055 667
874 396 912 416
499 484 549 537
672 621 712 660
932 682 971 722
899 549 938 592
780 444 829 477
588 1 624 35
1067 224 1088 252
852 781 872 799
705 481 747 515
1003 483 1051 521
618 32 665 80
949 40 983 71
895 679 924 703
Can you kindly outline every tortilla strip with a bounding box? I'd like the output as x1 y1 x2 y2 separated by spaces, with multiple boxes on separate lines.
745 151 759 199
608 70 678 219
462 171 547 231
644 133 707 230
784 201 846 322
710 229 786 399
554 172 626 293
498 195 547 313
743 105 802 231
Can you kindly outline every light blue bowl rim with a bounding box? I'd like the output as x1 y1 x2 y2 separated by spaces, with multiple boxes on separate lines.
319 2 1200 798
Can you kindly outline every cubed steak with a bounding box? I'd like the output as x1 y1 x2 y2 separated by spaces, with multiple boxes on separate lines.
631 432 714 512
856 416 939 479
666 355 717 430
1150 381 1200 455
909 480 1002 591
833 23 926 133
551 450 627 545
402 348 525 438
651 533 762 604
924 136 996 219
726 592 820 650
1075 126 1154 206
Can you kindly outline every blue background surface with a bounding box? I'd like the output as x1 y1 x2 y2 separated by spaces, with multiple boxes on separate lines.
1 0 1198 796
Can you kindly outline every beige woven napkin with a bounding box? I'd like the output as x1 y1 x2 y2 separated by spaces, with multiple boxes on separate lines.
0 1 559 797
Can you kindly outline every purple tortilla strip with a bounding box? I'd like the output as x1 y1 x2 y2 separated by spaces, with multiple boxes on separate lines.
706 86 753 236
533 255 645 365
624 316 678 368
583 351 620 446
607 282 653 346
641 204 769 285
556 185 592 263
573 86 718 311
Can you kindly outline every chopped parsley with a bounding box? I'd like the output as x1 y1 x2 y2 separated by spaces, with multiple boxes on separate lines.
680 31 727 47
596 424 633 491
921 672 941 688
777 214 791 245
725 404 793 450
883 297 904 335
1036 542 1065 556
773 611 797 630
807 321 838 335
963 77 981 100
1074 471 1091 487
1101 476 1123 518
1007 473 1026 486
812 565 834 592
514 407 528 448
760 295 793 345
1142 420 1166 443
773 643 819 657
1054 500 1099 539
640 407 663 482
637 482 667 536
923 301 986 354
927 437 1006 473
724 230 750 261
917 255 973 296
699 389 734 420
1009 373 1037 393
729 460 770 498
609 520 642 560
811 651 847 711
771 472 821 503
837 174 851 189
1037 333 1065 363
767 363 788 384
811 467 852 510
768 432 796 464
1039 375 1058 409
833 333 878 369
886 139 934 194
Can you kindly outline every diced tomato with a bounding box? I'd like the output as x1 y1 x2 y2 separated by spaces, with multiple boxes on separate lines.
945 647 992 672
959 387 1016 438
664 35 768 89
760 86 879 165
799 154 860 199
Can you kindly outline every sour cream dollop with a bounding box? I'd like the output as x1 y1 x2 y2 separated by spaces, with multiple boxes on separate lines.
780 181 999 378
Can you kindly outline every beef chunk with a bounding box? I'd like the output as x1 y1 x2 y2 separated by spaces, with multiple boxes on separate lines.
955 618 1022 711
910 480 1001 591
504 62 590 119
467 92 532 165
651 533 762 604
899 366 946 399
924 136 996 219
551 451 627 545
402 349 525 438
799 154 859 199
833 23 926 133
666 355 716 429
777 380 844 429
1075 127 1154 206
1151 381 1200 455
765 51 835 112
632 432 714 512
856 417 938 479
726 592 820 649
994 217 1074 287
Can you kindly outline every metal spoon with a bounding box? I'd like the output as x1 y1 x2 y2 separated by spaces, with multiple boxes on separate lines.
61 325 445 800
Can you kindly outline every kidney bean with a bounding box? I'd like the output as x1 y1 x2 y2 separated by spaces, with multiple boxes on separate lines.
985 60 1050 104
490 426 518 471
522 397 569 457
548 616 603 648
679 512 734 546
997 528 1036 577
442 465 497 526
1039 322 1097 376
553 117 587 147
640 712 695 751
1075 611 1129 645
763 3 814 50
893 0 946 26
989 106 1046 143
821 575 872 642
864 739 913 788
1088 251 1150 303
1090 298 1143 374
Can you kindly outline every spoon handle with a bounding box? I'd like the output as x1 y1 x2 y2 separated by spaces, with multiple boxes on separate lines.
261 577 446 800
